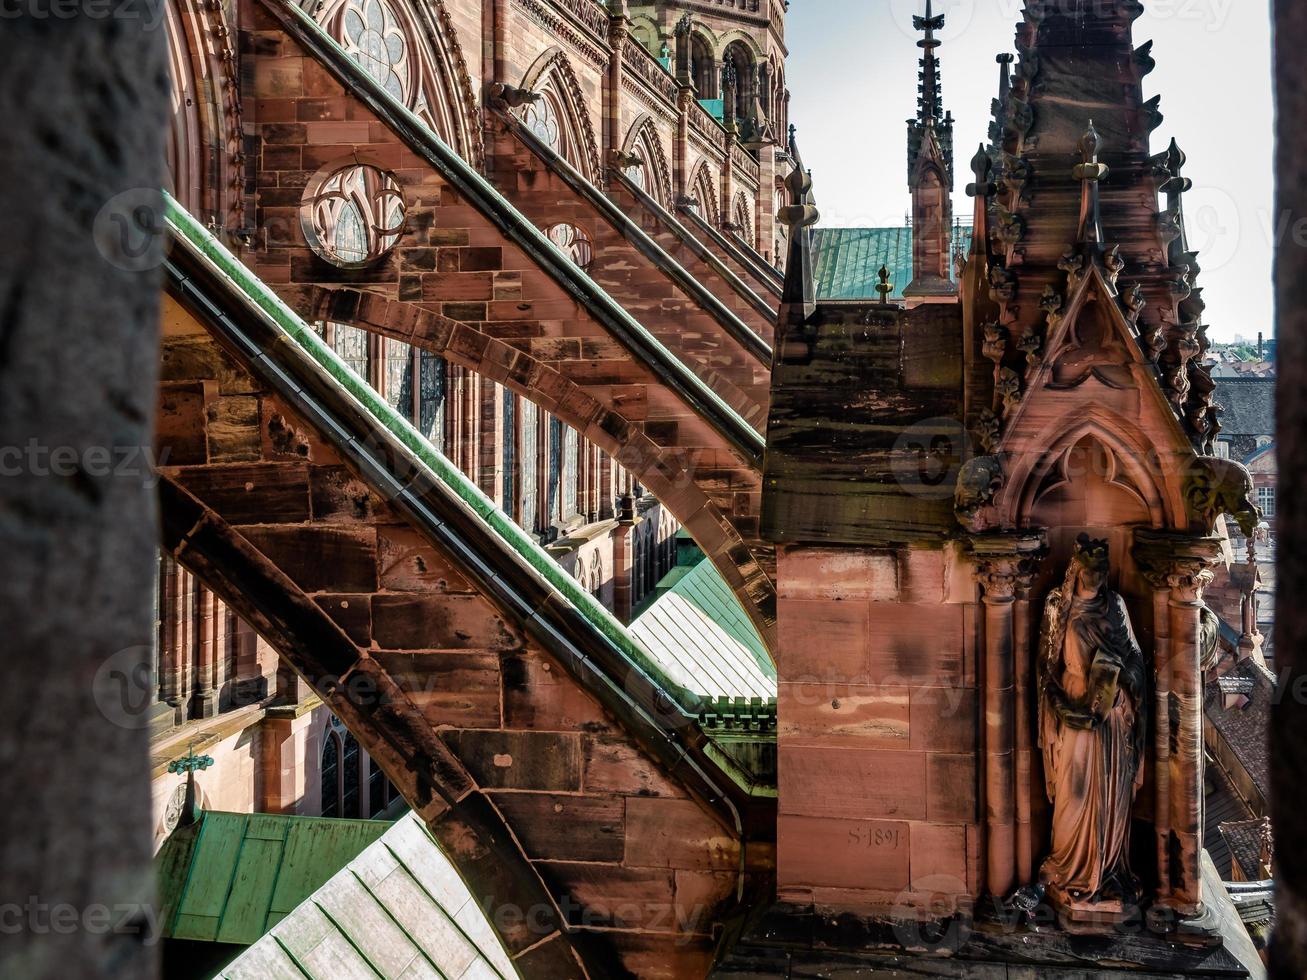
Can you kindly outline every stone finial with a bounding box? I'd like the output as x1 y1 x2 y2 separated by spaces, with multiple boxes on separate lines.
1072 120 1109 248
875 264 893 304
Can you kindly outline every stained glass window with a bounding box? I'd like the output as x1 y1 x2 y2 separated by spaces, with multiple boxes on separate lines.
340 0 411 105
383 336 413 415
329 322 370 381
521 97 562 152
341 732 361 819
418 350 445 448
368 755 387 816
547 415 563 531
321 733 339 818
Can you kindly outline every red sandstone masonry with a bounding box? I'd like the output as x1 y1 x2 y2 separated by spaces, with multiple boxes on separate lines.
157 293 760 976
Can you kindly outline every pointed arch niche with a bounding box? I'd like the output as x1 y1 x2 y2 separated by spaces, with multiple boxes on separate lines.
518 48 603 183
621 115 673 206
688 161 721 225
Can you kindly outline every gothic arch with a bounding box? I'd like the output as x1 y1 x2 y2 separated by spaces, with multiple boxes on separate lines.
1001 410 1178 530
316 0 481 166
164 0 241 226
310 286 775 648
621 114 673 206
732 190 755 248
716 29 763 60
519 47 603 183
689 160 721 225
628 14 661 56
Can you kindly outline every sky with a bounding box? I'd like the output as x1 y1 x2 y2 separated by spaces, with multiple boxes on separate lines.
785 0 1275 342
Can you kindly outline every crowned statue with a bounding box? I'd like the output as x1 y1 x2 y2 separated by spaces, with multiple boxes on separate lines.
1032 534 1148 921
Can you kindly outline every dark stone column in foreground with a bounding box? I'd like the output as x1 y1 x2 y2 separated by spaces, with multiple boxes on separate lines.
0 10 169 980
1274 2 1307 976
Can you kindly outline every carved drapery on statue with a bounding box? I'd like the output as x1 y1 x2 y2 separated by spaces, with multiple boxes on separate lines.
1036 535 1148 920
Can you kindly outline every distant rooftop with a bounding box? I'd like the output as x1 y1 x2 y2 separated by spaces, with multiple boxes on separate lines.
629 557 776 703
218 813 517 979
156 810 391 946
1215 377 1275 439
812 225 972 300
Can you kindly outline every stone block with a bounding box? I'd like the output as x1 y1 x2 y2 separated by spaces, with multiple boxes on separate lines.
778 814 911 891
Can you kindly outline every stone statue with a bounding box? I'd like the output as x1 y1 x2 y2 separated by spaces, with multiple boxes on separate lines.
1033 534 1148 922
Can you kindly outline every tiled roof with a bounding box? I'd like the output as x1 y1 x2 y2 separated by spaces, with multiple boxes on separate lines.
1205 764 1254 879
1215 378 1275 438
629 557 777 703
155 811 391 945
218 813 518 979
1205 658 1276 804
812 225 972 300
1220 816 1274 882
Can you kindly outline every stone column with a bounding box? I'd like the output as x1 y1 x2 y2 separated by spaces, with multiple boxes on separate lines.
1012 569 1038 884
1134 530 1222 921
973 532 1046 901
609 493 638 622
192 585 218 719
605 3 628 165
675 85 692 200
1274 3 1307 972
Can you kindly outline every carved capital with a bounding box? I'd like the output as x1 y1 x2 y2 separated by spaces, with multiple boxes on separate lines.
1132 528 1223 599
971 531 1048 601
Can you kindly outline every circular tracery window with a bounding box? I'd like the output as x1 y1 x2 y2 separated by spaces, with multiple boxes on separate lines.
546 223 593 270
341 0 411 104
302 163 406 267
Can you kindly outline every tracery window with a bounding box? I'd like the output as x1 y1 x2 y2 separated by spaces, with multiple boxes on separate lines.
626 162 646 192
521 97 562 153
340 0 411 104
546 223 594 270
303 163 406 267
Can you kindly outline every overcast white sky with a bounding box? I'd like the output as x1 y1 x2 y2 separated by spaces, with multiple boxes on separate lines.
786 0 1275 342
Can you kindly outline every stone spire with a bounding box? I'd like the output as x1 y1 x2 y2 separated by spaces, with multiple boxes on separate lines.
778 125 818 329
904 0 956 299
907 0 954 184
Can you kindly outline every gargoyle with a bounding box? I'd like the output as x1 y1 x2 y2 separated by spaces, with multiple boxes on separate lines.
956 455 1005 530
486 82 541 111
1184 456 1260 538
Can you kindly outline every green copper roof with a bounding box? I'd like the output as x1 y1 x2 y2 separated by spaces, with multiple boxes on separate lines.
155 811 391 945
812 225 972 300
217 813 518 979
630 558 776 703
